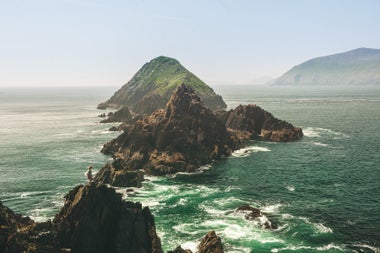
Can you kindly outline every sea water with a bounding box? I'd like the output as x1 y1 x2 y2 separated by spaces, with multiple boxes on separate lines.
0 85 379 253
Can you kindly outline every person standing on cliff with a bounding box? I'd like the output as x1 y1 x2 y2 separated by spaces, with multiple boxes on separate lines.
86 166 93 183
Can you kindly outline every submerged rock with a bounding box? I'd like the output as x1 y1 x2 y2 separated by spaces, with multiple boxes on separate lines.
236 205 273 229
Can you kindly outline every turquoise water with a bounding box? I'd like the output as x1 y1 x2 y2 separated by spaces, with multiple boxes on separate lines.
0 86 379 252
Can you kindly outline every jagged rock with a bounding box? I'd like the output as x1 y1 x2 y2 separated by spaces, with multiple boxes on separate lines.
94 158 144 187
98 113 106 118
100 107 133 123
197 231 224 253
0 200 60 253
54 183 162 253
99 84 236 180
97 56 226 114
216 104 303 142
1 183 163 253
236 205 273 229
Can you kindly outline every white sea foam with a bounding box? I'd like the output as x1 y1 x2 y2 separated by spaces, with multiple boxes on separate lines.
180 241 198 252
271 243 344 252
286 186 295 192
313 142 329 147
352 244 380 253
261 203 282 213
303 127 349 139
299 217 333 234
315 223 333 233
232 146 271 158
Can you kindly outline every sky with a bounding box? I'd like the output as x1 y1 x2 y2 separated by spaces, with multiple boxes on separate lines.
0 0 379 87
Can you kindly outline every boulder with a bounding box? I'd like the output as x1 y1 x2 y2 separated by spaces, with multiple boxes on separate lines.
197 231 224 253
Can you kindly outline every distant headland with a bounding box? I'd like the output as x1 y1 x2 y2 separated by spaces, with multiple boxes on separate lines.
271 48 380 86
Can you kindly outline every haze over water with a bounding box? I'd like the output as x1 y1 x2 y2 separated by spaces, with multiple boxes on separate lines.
0 85 379 252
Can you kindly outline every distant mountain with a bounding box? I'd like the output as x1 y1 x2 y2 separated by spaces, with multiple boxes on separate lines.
98 56 226 114
272 48 380 86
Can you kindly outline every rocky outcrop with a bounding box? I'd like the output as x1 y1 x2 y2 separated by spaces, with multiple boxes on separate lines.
97 56 226 114
216 104 303 142
1 183 163 253
0 201 59 253
236 205 273 229
168 231 224 253
54 183 162 253
99 84 238 178
100 107 133 123
197 231 224 253
94 158 144 187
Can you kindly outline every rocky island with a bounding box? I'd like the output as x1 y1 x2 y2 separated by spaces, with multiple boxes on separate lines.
97 56 226 115
95 84 302 187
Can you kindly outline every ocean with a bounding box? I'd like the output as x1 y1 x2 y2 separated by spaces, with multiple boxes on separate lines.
0 85 379 253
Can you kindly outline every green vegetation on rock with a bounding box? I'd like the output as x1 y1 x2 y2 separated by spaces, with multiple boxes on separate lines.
98 56 226 114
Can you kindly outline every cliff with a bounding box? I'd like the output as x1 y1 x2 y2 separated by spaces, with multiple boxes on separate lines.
272 48 380 86
0 183 162 253
97 56 226 114
1 184 226 253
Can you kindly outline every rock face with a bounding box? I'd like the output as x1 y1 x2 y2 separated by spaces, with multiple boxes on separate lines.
97 56 226 114
54 183 162 253
272 47 380 86
94 158 144 187
98 84 237 178
0 184 163 253
216 104 303 142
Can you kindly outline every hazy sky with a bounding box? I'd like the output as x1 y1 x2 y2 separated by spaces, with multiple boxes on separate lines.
1 0 379 87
